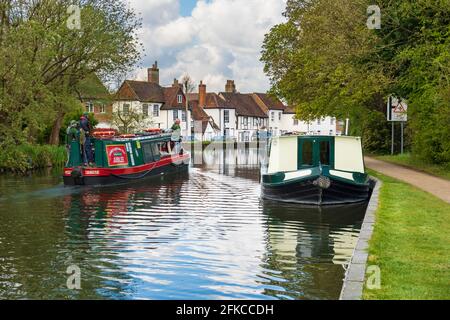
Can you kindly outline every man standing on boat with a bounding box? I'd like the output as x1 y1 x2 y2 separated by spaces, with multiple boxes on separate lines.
65 120 79 166
80 112 94 166
169 119 182 154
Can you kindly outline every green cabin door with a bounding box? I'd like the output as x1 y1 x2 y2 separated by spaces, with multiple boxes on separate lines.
297 137 334 169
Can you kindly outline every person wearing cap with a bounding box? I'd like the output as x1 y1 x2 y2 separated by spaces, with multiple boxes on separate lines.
80 112 94 166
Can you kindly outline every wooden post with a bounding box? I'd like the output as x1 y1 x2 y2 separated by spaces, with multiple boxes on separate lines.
391 121 395 155
401 122 404 154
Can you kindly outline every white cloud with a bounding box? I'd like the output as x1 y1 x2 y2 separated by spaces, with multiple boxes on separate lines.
128 0 287 92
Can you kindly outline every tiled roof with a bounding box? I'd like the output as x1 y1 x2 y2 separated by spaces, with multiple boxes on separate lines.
188 92 228 109
161 86 186 110
116 80 192 110
220 92 268 118
189 100 220 133
121 80 165 103
253 93 285 112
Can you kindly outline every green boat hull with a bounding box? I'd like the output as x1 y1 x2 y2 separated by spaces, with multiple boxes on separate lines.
262 168 371 205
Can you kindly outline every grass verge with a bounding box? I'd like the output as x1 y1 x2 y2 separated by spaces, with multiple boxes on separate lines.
376 153 450 181
363 169 450 300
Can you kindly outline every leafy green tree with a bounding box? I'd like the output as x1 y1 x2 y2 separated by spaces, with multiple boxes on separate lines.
0 0 141 148
262 0 450 162
372 0 450 162
262 0 390 121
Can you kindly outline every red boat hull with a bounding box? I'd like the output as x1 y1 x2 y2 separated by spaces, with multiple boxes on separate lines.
63 153 190 186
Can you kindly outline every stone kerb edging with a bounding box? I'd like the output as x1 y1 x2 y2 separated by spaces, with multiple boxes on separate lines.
340 178 381 300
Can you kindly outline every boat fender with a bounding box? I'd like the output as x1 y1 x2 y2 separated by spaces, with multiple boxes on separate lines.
313 176 331 189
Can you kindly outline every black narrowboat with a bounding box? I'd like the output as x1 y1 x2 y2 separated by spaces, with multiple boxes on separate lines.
261 135 371 205
63 131 190 186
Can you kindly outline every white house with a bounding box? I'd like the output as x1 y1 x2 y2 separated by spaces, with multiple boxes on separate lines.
113 62 219 139
252 93 285 137
111 64 344 140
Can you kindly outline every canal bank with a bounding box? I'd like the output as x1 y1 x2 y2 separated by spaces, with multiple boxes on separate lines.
361 170 450 300
340 166 450 300
340 178 381 300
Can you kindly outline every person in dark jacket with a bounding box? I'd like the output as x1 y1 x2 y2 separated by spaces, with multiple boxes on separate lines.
80 112 94 166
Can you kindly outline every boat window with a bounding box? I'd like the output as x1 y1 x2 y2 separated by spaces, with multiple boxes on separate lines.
302 141 313 166
151 143 161 161
320 141 330 165
142 142 154 163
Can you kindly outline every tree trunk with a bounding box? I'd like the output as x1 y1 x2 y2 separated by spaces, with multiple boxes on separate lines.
49 111 65 145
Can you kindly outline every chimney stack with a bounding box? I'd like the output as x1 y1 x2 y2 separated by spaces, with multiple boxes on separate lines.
225 80 236 93
172 78 180 88
199 81 206 107
147 61 159 84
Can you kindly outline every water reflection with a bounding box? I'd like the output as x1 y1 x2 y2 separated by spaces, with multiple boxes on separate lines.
0 148 366 300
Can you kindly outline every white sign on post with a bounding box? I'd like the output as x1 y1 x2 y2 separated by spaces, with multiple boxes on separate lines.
387 96 408 122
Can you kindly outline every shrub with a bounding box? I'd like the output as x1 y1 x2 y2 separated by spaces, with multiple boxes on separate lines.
0 144 67 173
409 89 450 164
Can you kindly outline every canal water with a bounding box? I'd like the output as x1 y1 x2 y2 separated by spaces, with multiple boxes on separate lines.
0 148 367 300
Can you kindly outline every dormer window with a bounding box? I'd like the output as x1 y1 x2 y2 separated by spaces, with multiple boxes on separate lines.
177 94 183 104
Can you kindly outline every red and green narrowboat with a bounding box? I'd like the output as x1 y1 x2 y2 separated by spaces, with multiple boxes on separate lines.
63 130 190 186
261 135 372 205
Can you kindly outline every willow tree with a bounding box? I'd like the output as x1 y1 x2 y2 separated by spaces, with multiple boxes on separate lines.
0 0 142 146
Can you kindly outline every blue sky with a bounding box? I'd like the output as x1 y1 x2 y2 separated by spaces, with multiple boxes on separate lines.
180 0 200 16
127 0 286 92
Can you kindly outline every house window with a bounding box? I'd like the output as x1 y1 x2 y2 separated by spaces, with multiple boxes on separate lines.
317 118 321 125
182 110 186 122
123 103 130 115
99 104 106 113
253 118 258 126
244 117 248 126
330 118 335 125
294 119 299 126
153 104 159 117
142 104 149 117
271 112 275 122
177 94 182 104
173 110 178 120
224 110 230 123
279 112 282 121
86 102 94 113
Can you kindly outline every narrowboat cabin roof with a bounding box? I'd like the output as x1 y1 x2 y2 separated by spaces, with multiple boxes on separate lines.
268 135 365 174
